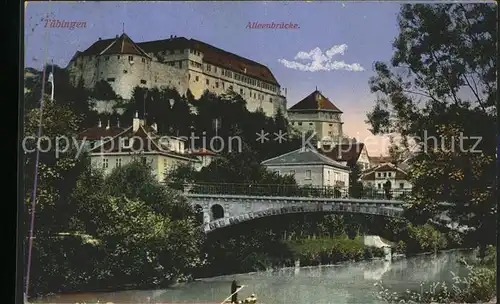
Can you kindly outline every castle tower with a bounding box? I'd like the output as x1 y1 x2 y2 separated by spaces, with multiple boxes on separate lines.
287 89 343 146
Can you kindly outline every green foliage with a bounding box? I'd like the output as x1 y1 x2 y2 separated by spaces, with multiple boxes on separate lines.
365 3 496 248
24 99 89 235
405 224 448 254
376 256 496 303
29 161 204 297
286 236 384 266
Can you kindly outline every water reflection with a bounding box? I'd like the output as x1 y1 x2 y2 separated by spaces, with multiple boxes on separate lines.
36 250 473 304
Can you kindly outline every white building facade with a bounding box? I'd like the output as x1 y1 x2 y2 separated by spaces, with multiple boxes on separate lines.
360 163 412 195
77 114 212 182
288 90 344 145
66 33 286 117
261 148 350 189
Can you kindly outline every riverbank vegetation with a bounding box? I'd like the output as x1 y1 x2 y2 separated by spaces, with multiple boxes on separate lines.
376 246 497 303
366 2 496 303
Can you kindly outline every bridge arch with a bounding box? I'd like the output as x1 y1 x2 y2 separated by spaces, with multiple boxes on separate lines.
210 204 224 220
202 204 403 233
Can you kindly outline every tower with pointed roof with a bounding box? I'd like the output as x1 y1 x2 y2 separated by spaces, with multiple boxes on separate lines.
66 32 286 117
288 89 344 145
67 33 152 100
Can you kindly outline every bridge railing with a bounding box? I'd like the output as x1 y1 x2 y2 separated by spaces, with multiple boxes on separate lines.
173 182 412 200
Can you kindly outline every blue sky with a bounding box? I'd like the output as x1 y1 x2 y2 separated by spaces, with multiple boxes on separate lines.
25 1 402 155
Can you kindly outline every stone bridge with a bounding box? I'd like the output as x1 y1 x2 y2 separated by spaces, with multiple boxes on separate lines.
187 194 408 233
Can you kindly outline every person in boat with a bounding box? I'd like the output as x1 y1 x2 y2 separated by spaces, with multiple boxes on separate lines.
231 280 242 303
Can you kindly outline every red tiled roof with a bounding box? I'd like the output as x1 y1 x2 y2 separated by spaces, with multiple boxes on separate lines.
138 37 279 85
361 163 408 180
191 39 279 85
369 156 393 164
289 90 342 113
188 148 217 156
77 126 128 140
78 34 150 58
89 125 198 161
79 35 279 85
318 143 364 165
101 34 151 58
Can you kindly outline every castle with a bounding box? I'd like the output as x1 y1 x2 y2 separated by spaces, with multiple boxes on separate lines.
66 33 287 117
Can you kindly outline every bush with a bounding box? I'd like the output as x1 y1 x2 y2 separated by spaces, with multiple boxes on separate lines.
376 248 497 303
286 236 384 266
405 224 448 254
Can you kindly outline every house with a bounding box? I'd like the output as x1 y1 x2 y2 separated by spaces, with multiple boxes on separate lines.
78 113 201 182
261 147 350 189
288 90 344 145
360 163 412 195
318 142 371 171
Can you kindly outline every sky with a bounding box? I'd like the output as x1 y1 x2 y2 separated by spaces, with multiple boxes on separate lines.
25 1 403 156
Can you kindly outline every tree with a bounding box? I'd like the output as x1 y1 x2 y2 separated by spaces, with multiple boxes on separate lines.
24 98 88 235
365 4 496 253
70 161 204 286
349 164 363 198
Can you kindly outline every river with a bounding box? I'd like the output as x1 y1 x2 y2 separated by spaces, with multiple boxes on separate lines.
36 250 474 304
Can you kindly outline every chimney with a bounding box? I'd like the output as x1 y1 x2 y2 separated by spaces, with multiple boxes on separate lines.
151 122 158 133
133 111 140 132
106 120 110 130
117 119 120 128
98 37 101 40
98 119 102 128
170 35 173 39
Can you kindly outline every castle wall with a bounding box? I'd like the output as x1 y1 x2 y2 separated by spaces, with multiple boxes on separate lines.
68 42 285 117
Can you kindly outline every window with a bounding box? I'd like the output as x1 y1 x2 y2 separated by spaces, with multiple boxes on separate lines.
329 124 333 127
309 123 313 126
141 157 147 164
102 158 108 169
195 76 199 82
388 172 392 177
399 183 404 189
123 70 128 74
115 158 122 167
141 58 146 63
229 85 233 90
214 67 217 73
305 170 312 180
178 61 182 68
206 64 211 72
215 82 219 88
289 170 295 175
383 172 387 177
240 88 243 94
140 79 147 85
298 122 302 126
328 131 333 136
378 183 382 189
106 78 115 82
378 173 382 177
206 79 209 85
222 82 225 89
128 56 134 61
117 55 121 59
269 97 272 103
105 56 109 61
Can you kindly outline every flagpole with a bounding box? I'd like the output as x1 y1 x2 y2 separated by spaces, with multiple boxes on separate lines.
25 64 48 300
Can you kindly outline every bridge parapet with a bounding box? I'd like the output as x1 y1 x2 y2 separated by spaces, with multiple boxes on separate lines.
175 182 412 201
